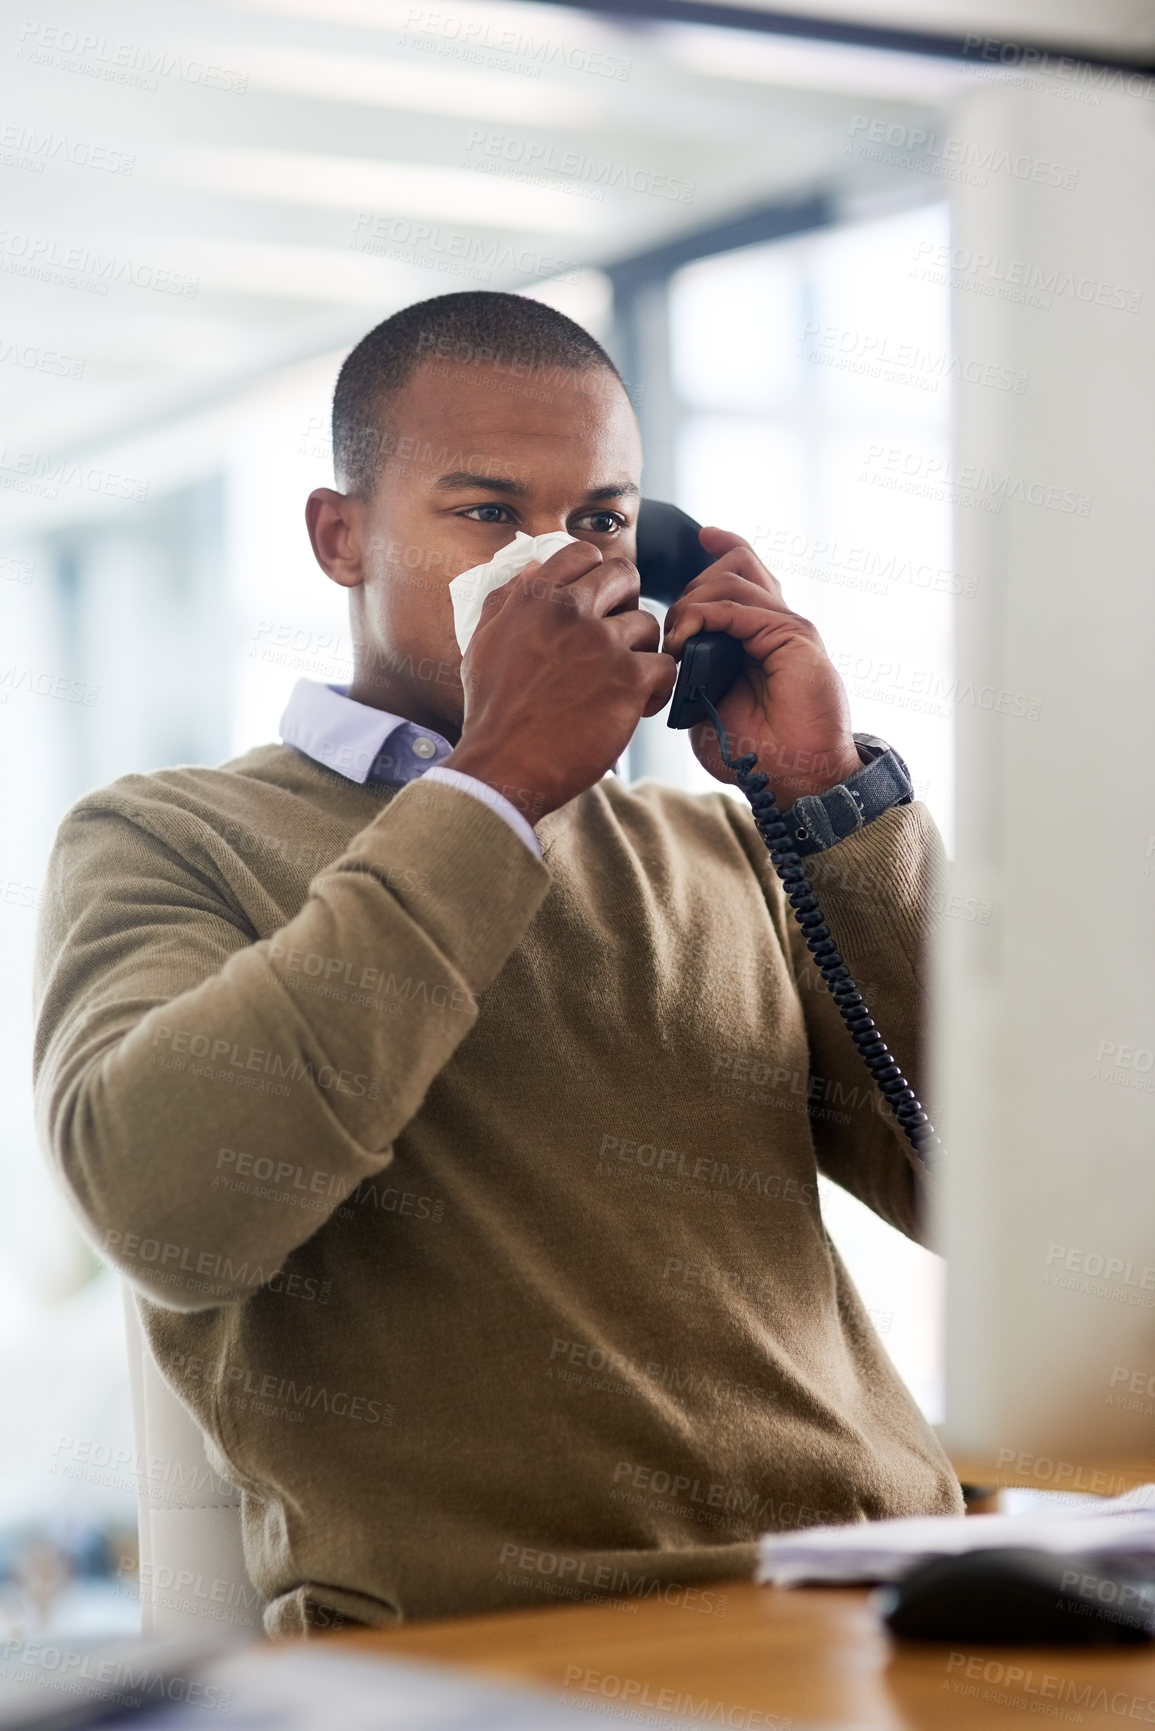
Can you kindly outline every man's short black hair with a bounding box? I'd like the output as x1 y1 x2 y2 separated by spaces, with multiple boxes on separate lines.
331 291 624 498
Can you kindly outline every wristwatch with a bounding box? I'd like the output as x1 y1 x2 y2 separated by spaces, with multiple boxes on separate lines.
778 733 914 857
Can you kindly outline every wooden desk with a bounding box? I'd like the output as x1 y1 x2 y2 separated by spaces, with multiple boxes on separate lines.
339 1580 1155 1729
949 1453 1153 1498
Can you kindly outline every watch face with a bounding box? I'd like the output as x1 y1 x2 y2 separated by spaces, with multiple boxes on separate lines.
852 732 887 761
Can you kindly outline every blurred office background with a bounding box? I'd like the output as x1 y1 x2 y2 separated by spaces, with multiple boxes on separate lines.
1 0 1148 1637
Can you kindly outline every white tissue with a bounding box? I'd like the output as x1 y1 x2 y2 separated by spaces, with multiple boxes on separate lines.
448 530 578 654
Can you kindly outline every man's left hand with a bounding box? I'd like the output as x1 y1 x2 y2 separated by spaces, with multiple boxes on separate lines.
661 526 862 807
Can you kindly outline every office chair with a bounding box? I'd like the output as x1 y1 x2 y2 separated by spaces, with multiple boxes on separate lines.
121 1285 265 1637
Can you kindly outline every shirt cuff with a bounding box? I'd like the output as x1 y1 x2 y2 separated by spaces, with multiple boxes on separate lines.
420 766 543 858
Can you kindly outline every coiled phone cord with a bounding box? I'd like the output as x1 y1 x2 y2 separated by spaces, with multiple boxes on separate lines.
698 693 940 1163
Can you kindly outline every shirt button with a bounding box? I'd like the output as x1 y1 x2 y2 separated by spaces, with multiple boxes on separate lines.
411 735 437 759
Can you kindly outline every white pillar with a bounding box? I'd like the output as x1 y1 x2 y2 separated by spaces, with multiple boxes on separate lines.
935 74 1155 1458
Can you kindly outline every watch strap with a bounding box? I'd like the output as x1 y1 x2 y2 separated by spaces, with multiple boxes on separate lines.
778 733 914 857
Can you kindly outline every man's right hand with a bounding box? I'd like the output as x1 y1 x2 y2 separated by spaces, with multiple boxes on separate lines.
443 540 677 821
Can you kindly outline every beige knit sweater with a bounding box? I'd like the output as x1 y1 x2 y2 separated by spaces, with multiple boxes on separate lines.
32 744 963 1635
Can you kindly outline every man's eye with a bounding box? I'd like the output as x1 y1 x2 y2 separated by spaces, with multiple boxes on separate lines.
461 503 513 524
574 511 624 534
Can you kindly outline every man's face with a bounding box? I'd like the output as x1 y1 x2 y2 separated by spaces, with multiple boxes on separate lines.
307 355 643 739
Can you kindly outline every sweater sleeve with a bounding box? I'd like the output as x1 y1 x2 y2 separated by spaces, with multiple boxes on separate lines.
721 793 942 1245
31 776 552 1310
782 800 944 1244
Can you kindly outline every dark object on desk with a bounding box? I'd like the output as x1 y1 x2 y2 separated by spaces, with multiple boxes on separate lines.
959 1482 1003 1515
879 1547 1155 1645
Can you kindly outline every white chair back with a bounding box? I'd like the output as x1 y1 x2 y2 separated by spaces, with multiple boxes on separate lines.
121 1285 265 1637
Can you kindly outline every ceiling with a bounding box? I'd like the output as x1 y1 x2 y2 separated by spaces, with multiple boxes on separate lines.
0 0 1143 537
581 0 1155 59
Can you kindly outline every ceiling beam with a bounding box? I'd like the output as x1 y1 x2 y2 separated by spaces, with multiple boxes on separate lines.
525 0 1155 74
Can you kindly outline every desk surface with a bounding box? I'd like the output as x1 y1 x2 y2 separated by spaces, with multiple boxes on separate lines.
949 1452 1153 1496
341 1580 1155 1729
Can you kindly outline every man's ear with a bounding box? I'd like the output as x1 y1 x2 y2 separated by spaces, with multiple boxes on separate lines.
306 488 366 590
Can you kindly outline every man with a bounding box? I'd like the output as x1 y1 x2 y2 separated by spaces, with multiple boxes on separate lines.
32 291 963 1638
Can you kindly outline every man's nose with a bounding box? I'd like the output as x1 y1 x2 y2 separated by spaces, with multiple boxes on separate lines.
520 514 576 537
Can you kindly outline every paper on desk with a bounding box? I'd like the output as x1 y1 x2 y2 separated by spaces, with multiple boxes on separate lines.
448 530 577 653
757 1483 1155 1586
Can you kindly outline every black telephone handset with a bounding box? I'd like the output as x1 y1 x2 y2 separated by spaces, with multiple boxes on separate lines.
665 632 747 730
635 499 937 1162
634 499 749 729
